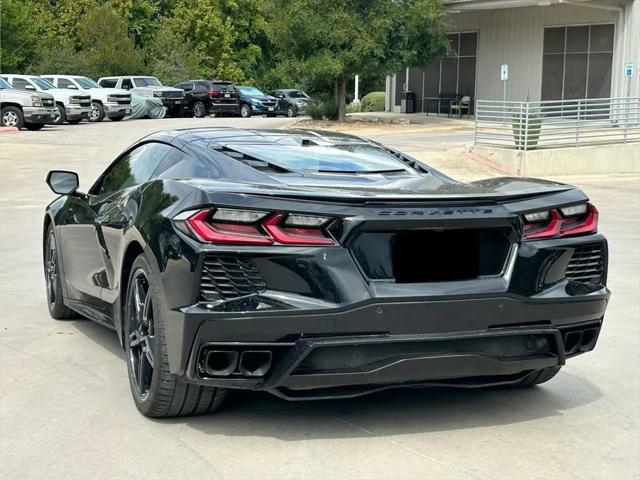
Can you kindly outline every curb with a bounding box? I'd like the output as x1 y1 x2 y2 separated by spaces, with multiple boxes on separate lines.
0 127 19 135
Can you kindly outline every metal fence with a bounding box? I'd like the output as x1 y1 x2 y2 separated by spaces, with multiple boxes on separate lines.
474 97 640 151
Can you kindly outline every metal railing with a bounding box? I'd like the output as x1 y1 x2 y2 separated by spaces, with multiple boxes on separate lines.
474 97 640 151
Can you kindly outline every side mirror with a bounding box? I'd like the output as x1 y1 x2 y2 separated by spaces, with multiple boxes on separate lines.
67 85 78 89
24 85 36 91
46 170 79 195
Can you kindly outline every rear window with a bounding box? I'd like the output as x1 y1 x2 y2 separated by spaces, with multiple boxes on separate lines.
99 79 117 88
224 143 415 174
213 83 234 91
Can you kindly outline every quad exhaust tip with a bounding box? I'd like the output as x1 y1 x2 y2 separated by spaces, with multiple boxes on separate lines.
239 350 273 377
204 350 238 377
203 349 273 377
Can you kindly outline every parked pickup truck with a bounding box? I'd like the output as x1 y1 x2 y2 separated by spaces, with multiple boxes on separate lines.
1 74 91 125
97 76 185 117
43 75 131 122
0 77 56 130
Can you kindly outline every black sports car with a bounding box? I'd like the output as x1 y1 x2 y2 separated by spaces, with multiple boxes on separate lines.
43 128 610 417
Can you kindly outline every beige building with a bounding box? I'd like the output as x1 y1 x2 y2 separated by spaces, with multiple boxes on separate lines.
385 0 640 112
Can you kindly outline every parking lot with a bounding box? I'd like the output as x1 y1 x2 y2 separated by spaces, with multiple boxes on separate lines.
1 117 638 479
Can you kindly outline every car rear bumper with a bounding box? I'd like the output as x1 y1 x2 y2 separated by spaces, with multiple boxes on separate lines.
170 291 608 398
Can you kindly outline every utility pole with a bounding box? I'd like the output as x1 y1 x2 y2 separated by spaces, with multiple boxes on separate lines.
354 75 360 104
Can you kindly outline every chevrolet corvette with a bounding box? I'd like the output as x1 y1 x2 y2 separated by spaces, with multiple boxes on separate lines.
43 128 610 417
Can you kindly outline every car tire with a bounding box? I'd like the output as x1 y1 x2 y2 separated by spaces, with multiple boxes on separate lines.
25 123 45 131
240 103 252 118
286 105 296 117
44 224 77 319
52 104 66 125
512 367 561 388
110 115 125 122
193 101 207 118
89 102 105 122
1 106 24 129
125 254 227 418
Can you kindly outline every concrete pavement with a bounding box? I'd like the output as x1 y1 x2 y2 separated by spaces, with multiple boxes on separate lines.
0 117 638 479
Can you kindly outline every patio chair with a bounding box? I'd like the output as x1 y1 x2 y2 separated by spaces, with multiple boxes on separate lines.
449 96 472 118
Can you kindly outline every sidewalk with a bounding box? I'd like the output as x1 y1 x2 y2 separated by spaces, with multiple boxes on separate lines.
348 111 474 128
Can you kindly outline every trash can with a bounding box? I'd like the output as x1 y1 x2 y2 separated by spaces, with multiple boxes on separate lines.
400 91 416 114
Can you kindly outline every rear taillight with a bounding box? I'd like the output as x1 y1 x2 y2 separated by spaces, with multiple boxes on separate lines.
208 89 221 96
522 203 598 241
176 208 336 246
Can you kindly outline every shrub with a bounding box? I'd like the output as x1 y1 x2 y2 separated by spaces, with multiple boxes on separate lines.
360 91 385 112
512 108 543 150
322 99 339 121
346 102 361 113
306 102 324 120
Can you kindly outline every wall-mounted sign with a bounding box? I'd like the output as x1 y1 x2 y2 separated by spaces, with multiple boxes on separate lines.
624 61 634 78
500 64 509 81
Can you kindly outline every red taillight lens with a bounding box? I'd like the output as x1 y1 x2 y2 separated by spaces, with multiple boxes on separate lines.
183 209 336 246
187 210 273 245
208 89 221 96
522 203 598 241
263 214 335 245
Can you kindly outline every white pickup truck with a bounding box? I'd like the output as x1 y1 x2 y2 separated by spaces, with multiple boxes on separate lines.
1 74 92 125
97 76 185 117
0 77 57 130
43 75 131 122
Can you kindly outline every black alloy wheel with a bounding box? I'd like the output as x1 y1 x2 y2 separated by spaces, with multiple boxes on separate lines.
193 101 206 118
44 225 75 319
127 268 156 401
124 254 227 417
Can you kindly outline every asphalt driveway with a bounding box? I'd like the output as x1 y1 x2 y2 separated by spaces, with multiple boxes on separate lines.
1 117 638 479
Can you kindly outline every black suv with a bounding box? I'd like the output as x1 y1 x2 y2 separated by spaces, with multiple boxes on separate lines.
268 89 312 117
175 80 239 117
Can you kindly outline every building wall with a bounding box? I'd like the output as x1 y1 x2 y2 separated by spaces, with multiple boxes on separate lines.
614 0 640 97
387 2 638 109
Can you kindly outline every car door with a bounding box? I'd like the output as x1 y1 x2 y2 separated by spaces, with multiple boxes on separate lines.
59 142 171 322
175 82 195 108
273 90 287 113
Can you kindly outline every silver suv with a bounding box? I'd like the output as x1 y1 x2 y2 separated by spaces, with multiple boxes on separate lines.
0 77 56 130
2 74 92 125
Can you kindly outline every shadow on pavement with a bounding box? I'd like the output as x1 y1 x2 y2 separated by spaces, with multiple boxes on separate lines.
72 317 603 439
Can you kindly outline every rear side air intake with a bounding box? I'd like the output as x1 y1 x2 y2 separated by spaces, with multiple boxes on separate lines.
200 255 266 301
566 244 605 284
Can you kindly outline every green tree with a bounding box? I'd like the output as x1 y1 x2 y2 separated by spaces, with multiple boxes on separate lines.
0 0 41 71
27 42 92 76
265 0 449 121
144 28 207 85
77 4 144 78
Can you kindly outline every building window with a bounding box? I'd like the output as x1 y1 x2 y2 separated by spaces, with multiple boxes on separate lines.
427 32 477 99
541 24 614 101
396 32 477 112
